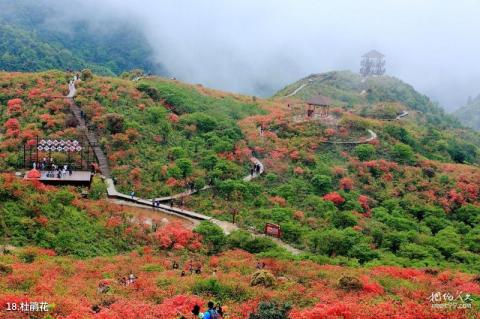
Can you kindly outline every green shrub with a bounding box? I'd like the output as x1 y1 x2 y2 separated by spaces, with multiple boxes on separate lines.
0 264 12 275
89 177 106 200
250 270 276 287
194 221 226 255
192 278 248 302
81 68 93 81
19 251 36 263
249 301 291 319
227 230 276 254
338 276 362 291
311 174 332 195
353 144 376 161
391 143 415 164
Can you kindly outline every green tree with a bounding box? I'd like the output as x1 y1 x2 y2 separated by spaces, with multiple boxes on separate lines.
175 158 193 178
279 222 304 245
391 143 415 164
308 228 362 256
311 174 332 195
331 211 358 229
353 144 376 161
194 221 226 255
103 113 125 134
80 68 93 81
433 226 461 258
451 205 480 226
348 242 379 264
447 141 477 164
465 226 480 253
88 177 106 200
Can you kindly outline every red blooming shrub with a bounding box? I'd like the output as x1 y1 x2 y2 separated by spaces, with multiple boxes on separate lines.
324 128 336 137
7 98 23 114
106 216 123 229
293 166 304 175
168 113 179 123
323 192 345 205
4 118 20 130
340 177 353 191
293 211 305 220
154 223 201 250
290 150 300 160
359 275 384 295
269 196 287 207
358 195 371 214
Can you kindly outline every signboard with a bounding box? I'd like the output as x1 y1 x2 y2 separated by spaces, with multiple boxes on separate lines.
37 139 82 152
264 223 281 238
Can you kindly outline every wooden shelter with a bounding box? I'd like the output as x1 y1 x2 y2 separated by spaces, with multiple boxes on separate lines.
306 94 332 118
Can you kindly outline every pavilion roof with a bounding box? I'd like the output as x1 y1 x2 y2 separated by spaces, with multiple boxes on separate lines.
307 94 332 106
362 50 385 58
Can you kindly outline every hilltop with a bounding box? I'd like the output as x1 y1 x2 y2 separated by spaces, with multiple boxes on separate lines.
0 70 480 317
275 71 460 127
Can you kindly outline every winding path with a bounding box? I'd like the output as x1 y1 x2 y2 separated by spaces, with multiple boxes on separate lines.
291 113 378 145
323 129 377 145
285 83 308 97
395 110 409 120
66 80 300 255
376 110 410 122
150 156 264 202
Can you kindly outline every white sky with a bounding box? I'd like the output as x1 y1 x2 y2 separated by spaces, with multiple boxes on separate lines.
52 0 480 110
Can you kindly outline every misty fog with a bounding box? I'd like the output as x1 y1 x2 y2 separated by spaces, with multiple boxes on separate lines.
38 0 480 110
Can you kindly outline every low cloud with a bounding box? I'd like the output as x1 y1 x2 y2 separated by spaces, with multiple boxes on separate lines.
38 0 480 110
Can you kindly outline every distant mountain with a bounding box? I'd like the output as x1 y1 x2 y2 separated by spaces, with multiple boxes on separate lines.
0 0 164 75
274 71 460 128
455 95 480 130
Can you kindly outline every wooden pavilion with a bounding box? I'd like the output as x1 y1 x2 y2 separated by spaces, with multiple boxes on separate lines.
306 94 332 118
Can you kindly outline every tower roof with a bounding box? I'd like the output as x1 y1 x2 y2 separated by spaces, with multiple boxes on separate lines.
362 50 385 58
307 94 332 106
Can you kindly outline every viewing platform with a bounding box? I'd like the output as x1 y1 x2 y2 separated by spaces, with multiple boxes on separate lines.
24 169 92 186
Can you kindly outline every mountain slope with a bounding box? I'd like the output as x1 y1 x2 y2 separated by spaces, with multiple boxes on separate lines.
275 71 460 128
1 70 480 317
455 94 480 130
0 0 162 75
2 70 480 269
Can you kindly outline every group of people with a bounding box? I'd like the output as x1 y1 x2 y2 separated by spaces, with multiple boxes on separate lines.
250 162 262 176
34 158 73 179
256 262 267 269
152 199 162 208
45 164 73 179
188 301 227 319
97 273 136 295
119 273 136 286
174 261 203 277
150 198 184 209
258 126 266 135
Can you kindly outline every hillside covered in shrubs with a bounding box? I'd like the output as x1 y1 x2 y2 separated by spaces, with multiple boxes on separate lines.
1 69 480 317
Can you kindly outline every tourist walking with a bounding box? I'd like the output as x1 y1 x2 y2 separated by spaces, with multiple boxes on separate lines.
202 302 219 319
191 305 204 318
